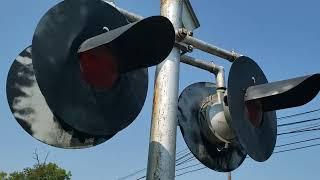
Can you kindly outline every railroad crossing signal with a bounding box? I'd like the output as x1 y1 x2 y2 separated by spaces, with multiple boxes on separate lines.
178 56 320 171
5 0 320 178
6 0 175 148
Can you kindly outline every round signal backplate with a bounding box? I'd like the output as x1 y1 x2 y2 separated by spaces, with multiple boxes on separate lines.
31 0 149 135
178 82 246 172
6 47 114 148
227 56 277 162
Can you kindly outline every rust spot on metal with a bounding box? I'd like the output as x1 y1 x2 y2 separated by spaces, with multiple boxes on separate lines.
152 77 161 122
160 0 171 5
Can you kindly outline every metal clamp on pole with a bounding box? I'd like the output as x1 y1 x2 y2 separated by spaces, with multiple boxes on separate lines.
176 42 193 54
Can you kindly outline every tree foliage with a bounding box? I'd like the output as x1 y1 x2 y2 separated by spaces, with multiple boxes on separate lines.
0 163 71 180
0 150 71 180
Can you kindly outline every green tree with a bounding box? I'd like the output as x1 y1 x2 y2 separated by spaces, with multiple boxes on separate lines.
1 163 71 180
0 151 71 180
0 172 7 179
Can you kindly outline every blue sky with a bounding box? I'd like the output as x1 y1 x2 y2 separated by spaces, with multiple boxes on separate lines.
1 0 320 179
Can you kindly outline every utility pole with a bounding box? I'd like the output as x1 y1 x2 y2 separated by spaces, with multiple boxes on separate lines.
146 0 183 179
228 172 232 180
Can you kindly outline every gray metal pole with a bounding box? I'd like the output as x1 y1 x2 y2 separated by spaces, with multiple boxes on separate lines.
146 0 183 179
228 172 232 180
180 34 241 62
180 55 226 102
116 6 143 22
181 55 221 74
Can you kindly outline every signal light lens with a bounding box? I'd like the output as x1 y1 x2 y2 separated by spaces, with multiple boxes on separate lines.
79 46 119 89
245 100 263 128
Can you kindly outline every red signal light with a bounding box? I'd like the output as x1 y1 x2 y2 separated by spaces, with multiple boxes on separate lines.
79 46 119 89
245 100 263 128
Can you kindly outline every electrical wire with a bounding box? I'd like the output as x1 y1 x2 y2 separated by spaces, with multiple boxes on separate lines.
274 143 320 154
278 123 320 135
278 117 320 127
117 168 146 180
277 125 320 141
176 148 189 156
119 148 191 180
176 152 192 163
175 117 320 168
175 134 320 176
278 122 320 132
278 127 320 136
278 131 311 141
136 175 146 180
175 166 207 177
176 154 194 166
134 156 198 180
276 136 320 148
277 108 320 121
134 137 320 179
176 163 202 172
175 143 320 178
133 120 320 179
125 109 320 179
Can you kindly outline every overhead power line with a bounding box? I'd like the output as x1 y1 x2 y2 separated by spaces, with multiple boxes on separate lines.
274 143 320 154
277 109 320 120
175 142 320 178
279 122 320 132
176 148 189 156
135 137 320 180
175 135 320 177
176 163 202 172
176 152 192 163
132 125 320 179
176 155 194 166
278 117 320 127
119 148 191 180
276 137 320 148
117 168 146 180
176 166 207 177
126 109 320 180
177 136 320 166
278 127 320 136
136 175 146 180
277 123 320 136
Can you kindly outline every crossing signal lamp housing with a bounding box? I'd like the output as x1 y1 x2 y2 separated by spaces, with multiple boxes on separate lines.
178 56 320 171
6 0 175 148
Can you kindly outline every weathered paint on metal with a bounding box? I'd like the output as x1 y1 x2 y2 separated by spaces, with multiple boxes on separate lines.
146 0 183 179
6 46 113 149
178 82 246 172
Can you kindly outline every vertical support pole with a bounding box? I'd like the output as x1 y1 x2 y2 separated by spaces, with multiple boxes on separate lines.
228 172 232 180
146 0 183 179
